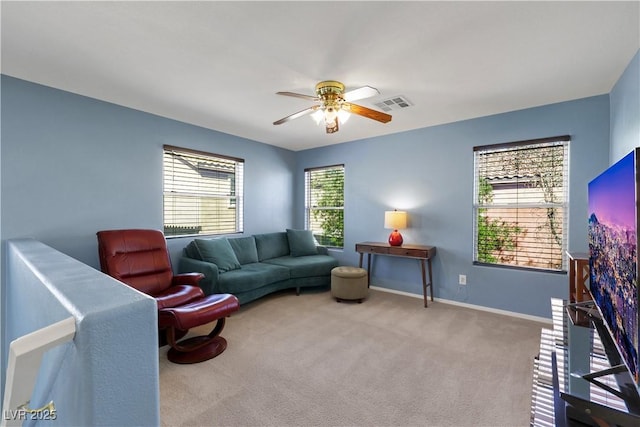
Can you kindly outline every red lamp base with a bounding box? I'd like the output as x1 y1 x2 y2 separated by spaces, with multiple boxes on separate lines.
388 230 403 246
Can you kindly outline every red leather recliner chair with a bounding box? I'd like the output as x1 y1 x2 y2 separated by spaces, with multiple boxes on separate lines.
96 229 239 364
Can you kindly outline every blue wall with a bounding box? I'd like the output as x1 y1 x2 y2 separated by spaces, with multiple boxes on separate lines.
0 75 296 271
610 50 640 163
296 95 610 318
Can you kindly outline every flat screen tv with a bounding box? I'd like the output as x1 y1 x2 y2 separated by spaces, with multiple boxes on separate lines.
588 147 640 389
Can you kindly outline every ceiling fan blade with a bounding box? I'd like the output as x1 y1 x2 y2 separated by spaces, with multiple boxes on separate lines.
276 91 319 102
343 85 380 102
342 102 392 123
273 105 319 125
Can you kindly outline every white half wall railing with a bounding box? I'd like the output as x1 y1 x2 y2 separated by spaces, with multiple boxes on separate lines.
2 317 76 426
3 238 160 426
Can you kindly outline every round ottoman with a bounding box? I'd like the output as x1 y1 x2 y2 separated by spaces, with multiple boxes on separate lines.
331 266 368 303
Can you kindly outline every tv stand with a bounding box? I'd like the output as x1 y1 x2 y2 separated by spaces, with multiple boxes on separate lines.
575 364 633 401
560 392 640 426
560 362 640 426
530 298 640 426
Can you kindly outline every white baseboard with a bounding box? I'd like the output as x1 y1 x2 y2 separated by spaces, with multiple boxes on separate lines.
370 285 552 325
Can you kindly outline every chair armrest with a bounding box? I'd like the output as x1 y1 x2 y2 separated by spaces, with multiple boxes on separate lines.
172 272 205 287
316 245 329 255
177 257 220 295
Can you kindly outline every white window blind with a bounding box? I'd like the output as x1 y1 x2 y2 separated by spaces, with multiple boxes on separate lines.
473 136 570 272
305 165 344 248
163 145 244 237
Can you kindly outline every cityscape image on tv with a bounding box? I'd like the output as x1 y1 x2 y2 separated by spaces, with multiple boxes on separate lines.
588 150 639 386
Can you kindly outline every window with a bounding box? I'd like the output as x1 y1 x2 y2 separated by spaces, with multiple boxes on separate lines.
163 145 244 237
473 136 570 272
305 165 344 248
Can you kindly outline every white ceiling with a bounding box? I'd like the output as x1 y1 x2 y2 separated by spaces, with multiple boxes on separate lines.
2 1 639 151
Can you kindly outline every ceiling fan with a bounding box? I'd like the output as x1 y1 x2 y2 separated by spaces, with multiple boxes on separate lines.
273 80 392 134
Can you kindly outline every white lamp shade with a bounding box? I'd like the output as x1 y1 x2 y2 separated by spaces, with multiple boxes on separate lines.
384 210 407 230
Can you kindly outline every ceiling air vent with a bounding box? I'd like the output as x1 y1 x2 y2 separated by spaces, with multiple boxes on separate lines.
373 95 413 112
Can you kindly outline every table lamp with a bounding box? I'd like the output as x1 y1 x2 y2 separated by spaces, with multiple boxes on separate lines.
384 210 407 246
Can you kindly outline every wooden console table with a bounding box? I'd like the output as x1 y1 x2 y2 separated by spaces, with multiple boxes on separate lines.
355 242 436 308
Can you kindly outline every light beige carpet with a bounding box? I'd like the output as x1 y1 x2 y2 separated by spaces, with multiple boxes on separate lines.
159 289 545 427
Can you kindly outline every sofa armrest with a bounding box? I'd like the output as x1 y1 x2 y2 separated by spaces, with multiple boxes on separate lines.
316 245 329 255
177 257 220 295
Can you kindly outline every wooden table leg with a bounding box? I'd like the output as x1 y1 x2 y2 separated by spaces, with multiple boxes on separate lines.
366 253 372 288
427 258 434 302
421 259 428 307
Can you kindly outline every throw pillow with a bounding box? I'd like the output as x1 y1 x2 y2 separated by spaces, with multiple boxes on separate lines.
193 238 241 272
184 240 201 260
286 229 318 257
228 236 259 265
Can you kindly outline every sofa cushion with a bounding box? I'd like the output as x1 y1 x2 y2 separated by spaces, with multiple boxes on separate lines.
228 236 259 265
217 262 290 293
254 232 290 261
263 255 338 279
193 238 241 272
286 229 318 257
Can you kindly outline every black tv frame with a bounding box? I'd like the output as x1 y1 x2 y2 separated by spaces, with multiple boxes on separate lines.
588 148 640 384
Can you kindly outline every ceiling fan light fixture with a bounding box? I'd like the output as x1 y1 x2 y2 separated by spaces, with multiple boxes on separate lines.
310 106 350 126
324 106 338 123
337 109 350 124
311 109 324 125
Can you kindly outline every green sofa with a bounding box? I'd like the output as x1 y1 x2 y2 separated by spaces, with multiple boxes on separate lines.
177 230 339 305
